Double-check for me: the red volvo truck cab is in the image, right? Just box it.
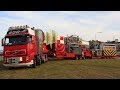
[1,25,48,69]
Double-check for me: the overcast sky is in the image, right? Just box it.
[0,11,120,50]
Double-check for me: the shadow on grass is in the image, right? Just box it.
[8,67,35,70]
[0,64,36,70]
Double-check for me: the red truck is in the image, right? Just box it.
[1,25,48,69]
[81,45,93,59]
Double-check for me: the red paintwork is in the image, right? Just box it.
[49,38,80,59]
[81,45,92,58]
[81,46,87,51]
[43,43,48,54]
[60,36,64,40]
[84,51,92,57]
[3,35,37,64]
[64,53,75,58]
[55,39,66,58]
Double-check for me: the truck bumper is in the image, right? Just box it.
[3,60,33,67]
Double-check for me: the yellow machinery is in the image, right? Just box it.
[103,44,117,57]
[44,30,58,48]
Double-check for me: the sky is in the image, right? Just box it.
[0,11,120,50]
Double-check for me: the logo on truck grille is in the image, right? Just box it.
[5,49,26,56]
[13,51,18,55]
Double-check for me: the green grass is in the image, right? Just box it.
[0,59,120,79]
[0,56,3,61]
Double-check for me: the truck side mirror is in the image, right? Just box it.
[1,38,5,46]
[31,36,35,44]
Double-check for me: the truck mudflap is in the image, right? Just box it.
[3,60,33,67]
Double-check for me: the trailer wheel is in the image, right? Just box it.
[45,55,48,62]
[82,57,85,60]
[90,56,93,59]
[40,58,42,65]
[42,55,46,63]
[79,56,82,60]
[75,56,79,60]
[43,58,46,63]
[32,58,36,68]
[42,55,48,63]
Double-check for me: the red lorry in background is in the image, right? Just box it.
[81,45,93,59]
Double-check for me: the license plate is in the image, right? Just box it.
[9,59,15,64]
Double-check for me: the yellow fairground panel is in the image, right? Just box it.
[103,50,117,56]
[103,46,117,56]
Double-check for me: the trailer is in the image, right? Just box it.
[89,40,117,59]
[46,35,92,60]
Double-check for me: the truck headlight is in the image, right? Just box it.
[4,58,9,64]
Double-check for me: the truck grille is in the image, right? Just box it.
[5,49,26,56]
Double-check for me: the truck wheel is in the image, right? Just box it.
[39,59,42,65]
[37,56,42,65]
[9,67,14,70]
[32,59,36,68]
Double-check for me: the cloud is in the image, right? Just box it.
[0,11,120,50]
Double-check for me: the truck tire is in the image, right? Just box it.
[37,58,42,65]
[39,58,42,65]
[9,67,14,70]
[37,56,42,65]
[32,58,36,68]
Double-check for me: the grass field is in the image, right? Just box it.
[0,55,3,61]
[0,59,120,79]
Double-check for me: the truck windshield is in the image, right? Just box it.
[5,35,30,46]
